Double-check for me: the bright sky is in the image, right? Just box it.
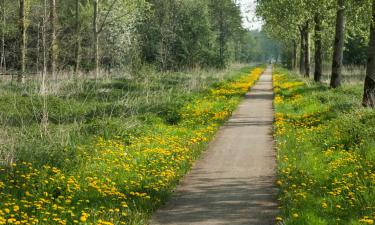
[238,0,263,30]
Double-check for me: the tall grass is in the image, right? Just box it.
[0,64,251,167]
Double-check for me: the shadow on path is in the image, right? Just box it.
[152,176,278,225]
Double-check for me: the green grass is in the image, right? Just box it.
[0,65,250,166]
[0,65,264,224]
[273,68,375,225]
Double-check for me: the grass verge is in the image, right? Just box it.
[0,67,264,225]
[273,68,375,225]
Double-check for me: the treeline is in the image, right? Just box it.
[256,0,375,107]
[0,0,269,82]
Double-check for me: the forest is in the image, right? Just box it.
[0,0,277,79]
[0,0,374,224]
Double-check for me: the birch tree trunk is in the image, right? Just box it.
[330,0,345,88]
[362,0,375,107]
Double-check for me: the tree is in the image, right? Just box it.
[0,0,253,75]
[292,40,297,70]
[330,0,345,88]
[93,0,99,77]
[18,0,26,83]
[49,0,57,77]
[256,0,311,73]
[299,25,305,74]
[1,0,6,72]
[314,15,323,82]
[302,22,310,77]
[208,0,242,67]
[363,0,375,107]
[74,0,80,73]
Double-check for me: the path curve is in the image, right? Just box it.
[150,66,278,225]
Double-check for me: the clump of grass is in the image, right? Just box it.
[273,68,375,225]
[0,66,264,224]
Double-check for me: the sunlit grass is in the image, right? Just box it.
[0,66,264,224]
[273,68,375,225]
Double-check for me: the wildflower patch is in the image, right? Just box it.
[0,67,264,224]
[273,69,375,225]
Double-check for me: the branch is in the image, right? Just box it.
[97,0,119,34]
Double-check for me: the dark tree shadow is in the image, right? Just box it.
[151,176,279,225]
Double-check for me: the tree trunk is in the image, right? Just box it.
[42,0,47,94]
[41,0,48,133]
[219,14,225,65]
[93,0,99,78]
[304,22,310,77]
[314,15,323,82]
[292,40,297,70]
[74,0,81,73]
[18,0,26,83]
[49,0,57,78]
[330,0,345,88]
[1,0,6,72]
[362,0,375,107]
[37,23,40,74]
[299,28,305,74]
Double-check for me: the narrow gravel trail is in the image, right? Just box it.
[150,66,278,225]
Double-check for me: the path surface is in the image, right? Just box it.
[150,67,278,225]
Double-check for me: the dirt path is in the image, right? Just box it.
[150,67,278,225]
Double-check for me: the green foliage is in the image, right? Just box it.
[0,0,262,73]
[137,0,247,69]
[256,0,372,68]
[344,36,369,65]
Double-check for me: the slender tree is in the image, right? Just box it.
[292,40,297,70]
[42,0,47,94]
[299,26,305,74]
[303,21,310,77]
[18,0,26,83]
[1,0,5,72]
[74,0,81,73]
[330,0,345,88]
[49,0,57,78]
[93,0,99,78]
[41,0,48,133]
[36,23,40,74]
[363,0,375,107]
[314,14,323,82]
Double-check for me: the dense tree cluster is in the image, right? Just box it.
[256,0,375,107]
[0,0,273,81]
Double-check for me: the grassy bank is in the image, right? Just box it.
[0,66,264,225]
[273,68,375,225]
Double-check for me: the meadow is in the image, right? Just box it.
[0,65,264,224]
[273,68,375,225]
